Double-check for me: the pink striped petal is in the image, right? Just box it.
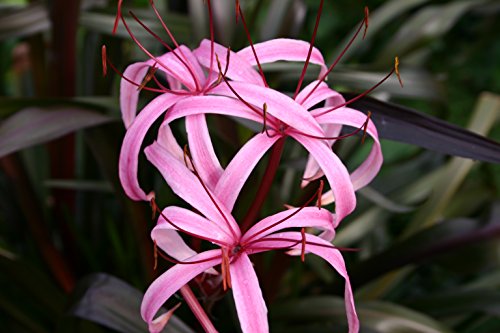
[157,123,185,162]
[151,229,197,262]
[141,250,221,329]
[210,82,323,137]
[120,46,202,128]
[250,232,358,333]
[144,141,241,238]
[214,132,279,211]
[301,123,343,188]
[230,253,268,333]
[155,206,234,246]
[241,207,334,243]
[294,80,342,110]
[166,95,264,125]
[186,114,223,190]
[119,93,185,201]
[291,133,356,222]
[194,39,263,85]
[238,39,328,78]
[120,62,152,128]
[311,107,382,205]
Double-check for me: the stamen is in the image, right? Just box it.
[235,0,240,23]
[101,45,107,76]
[150,197,159,220]
[317,180,324,208]
[204,0,216,89]
[155,244,223,265]
[154,240,158,270]
[112,0,123,35]
[361,111,372,144]
[119,10,188,88]
[293,0,324,99]
[313,59,401,118]
[260,103,277,138]
[249,236,360,252]
[216,56,277,128]
[300,228,306,262]
[221,248,232,290]
[292,113,371,141]
[301,7,370,104]
[242,181,325,245]
[101,48,185,94]
[395,56,403,87]
[151,197,232,247]
[236,5,268,87]
[137,65,158,91]
[128,11,201,91]
[183,144,240,240]
[363,6,369,39]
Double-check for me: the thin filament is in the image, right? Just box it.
[242,180,325,244]
[293,0,324,99]
[301,7,369,104]
[183,146,240,240]
[128,11,201,90]
[236,4,268,87]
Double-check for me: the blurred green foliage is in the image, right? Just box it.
[0,0,499,332]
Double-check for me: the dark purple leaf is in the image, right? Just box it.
[343,94,500,164]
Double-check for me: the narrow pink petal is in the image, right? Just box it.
[251,232,359,333]
[237,39,328,78]
[155,206,234,246]
[214,133,279,211]
[186,114,223,190]
[241,207,334,243]
[291,133,356,222]
[151,229,198,262]
[230,253,268,333]
[301,123,343,188]
[144,141,241,238]
[152,47,199,91]
[172,45,206,86]
[312,107,382,205]
[120,45,203,128]
[157,123,185,162]
[120,61,153,128]
[210,83,323,137]
[166,95,264,125]
[148,303,180,333]
[141,250,221,327]
[119,94,185,201]
[193,39,263,85]
[294,80,342,110]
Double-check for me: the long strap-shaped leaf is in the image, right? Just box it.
[343,92,500,164]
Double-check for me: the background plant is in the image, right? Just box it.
[1,0,499,332]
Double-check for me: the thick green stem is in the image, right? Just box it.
[240,137,286,232]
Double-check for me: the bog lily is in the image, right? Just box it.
[142,141,358,333]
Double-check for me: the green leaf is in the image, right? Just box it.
[0,107,113,158]
[376,0,489,64]
[72,273,195,333]
[272,296,452,333]
[0,2,49,40]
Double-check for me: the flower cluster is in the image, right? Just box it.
[109,1,394,332]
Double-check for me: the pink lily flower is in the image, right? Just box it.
[111,13,332,203]
[193,37,384,209]
[142,140,359,333]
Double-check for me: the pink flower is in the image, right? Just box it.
[142,141,358,333]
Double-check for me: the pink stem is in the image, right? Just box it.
[180,285,218,333]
